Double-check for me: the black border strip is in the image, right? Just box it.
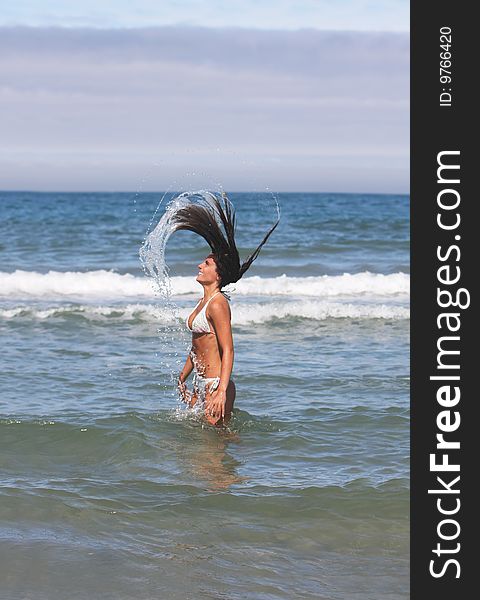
[411,3,474,597]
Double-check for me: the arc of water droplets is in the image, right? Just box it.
[139,190,224,297]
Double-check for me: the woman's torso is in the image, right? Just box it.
[186,292,225,378]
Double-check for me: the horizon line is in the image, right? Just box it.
[0,189,410,196]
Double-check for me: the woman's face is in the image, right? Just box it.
[196,255,220,286]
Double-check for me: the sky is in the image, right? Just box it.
[0,2,409,192]
[1,1,409,32]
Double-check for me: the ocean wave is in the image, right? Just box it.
[0,269,409,299]
[0,300,409,322]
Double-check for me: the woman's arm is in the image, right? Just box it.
[205,297,234,419]
[179,351,194,383]
[178,351,194,402]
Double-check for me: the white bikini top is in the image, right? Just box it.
[186,291,223,334]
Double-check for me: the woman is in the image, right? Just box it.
[178,253,235,425]
[173,192,279,426]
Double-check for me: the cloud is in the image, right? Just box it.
[0,26,409,192]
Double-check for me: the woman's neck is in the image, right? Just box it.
[202,283,221,299]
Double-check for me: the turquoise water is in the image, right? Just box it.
[0,191,409,599]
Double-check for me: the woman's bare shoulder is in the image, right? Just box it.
[208,293,231,317]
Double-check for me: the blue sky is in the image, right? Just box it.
[0,3,409,192]
[1,0,409,31]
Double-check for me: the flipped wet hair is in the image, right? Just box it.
[171,191,279,288]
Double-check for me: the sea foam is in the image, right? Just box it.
[0,299,409,322]
[0,270,409,299]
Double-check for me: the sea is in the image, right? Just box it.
[0,191,409,600]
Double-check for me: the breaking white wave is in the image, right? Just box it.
[0,300,409,322]
[0,270,409,299]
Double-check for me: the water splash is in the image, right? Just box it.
[139,190,224,296]
[139,188,280,296]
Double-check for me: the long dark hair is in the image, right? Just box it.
[171,191,279,288]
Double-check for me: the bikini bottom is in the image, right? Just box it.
[192,372,220,405]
